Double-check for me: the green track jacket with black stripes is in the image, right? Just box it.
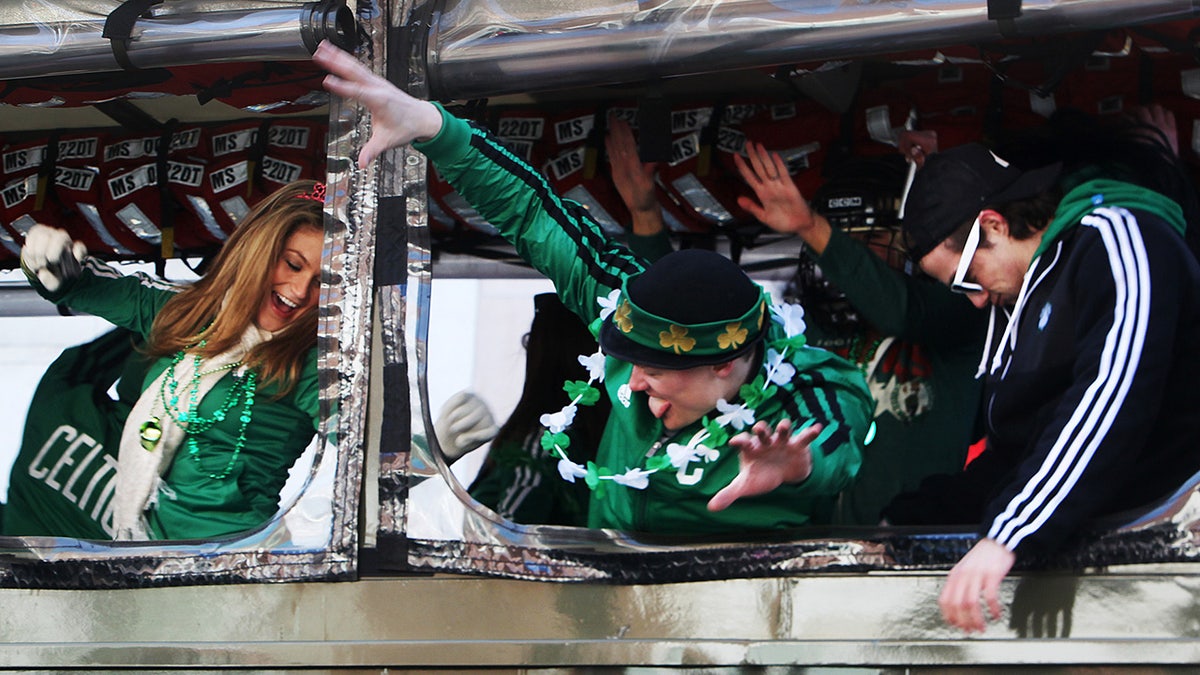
[416,106,873,535]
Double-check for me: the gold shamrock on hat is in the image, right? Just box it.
[659,325,696,354]
[718,322,748,350]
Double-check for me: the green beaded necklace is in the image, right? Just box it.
[139,340,258,480]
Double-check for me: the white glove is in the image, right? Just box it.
[434,390,498,460]
[20,224,86,292]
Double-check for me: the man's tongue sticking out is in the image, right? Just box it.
[647,395,671,420]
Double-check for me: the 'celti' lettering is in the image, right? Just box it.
[26,424,118,537]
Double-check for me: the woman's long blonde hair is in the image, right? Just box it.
[146,179,325,395]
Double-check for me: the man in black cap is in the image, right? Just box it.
[314,43,874,536]
[889,137,1200,632]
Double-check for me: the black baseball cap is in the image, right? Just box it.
[902,143,1061,261]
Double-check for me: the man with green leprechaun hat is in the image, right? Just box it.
[314,42,874,535]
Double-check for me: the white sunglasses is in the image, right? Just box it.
[950,215,984,295]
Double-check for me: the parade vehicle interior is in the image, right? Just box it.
[3,0,1200,670]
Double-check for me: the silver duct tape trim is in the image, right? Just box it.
[319,20,377,570]
[0,2,354,79]
[407,541,616,580]
[405,531,914,579]
[365,0,420,540]
[377,284,406,367]
[412,513,1200,584]
[428,0,1199,100]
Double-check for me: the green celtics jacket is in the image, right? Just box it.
[5,327,145,539]
[25,259,318,540]
[416,106,873,536]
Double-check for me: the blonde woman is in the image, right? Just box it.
[19,180,324,540]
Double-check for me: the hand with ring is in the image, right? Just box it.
[733,140,833,253]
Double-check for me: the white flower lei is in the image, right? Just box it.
[540,291,808,493]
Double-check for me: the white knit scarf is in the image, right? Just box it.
[114,324,270,540]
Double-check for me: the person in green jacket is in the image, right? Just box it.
[18,179,323,540]
[731,141,989,524]
[316,42,874,536]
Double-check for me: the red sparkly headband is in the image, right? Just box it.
[296,182,326,203]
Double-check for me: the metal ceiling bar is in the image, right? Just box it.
[425,0,1199,100]
[0,0,355,80]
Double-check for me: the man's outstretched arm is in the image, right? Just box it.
[314,41,444,165]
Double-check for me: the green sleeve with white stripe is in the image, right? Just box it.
[27,258,178,339]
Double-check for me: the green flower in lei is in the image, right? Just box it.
[541,291,812,492]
